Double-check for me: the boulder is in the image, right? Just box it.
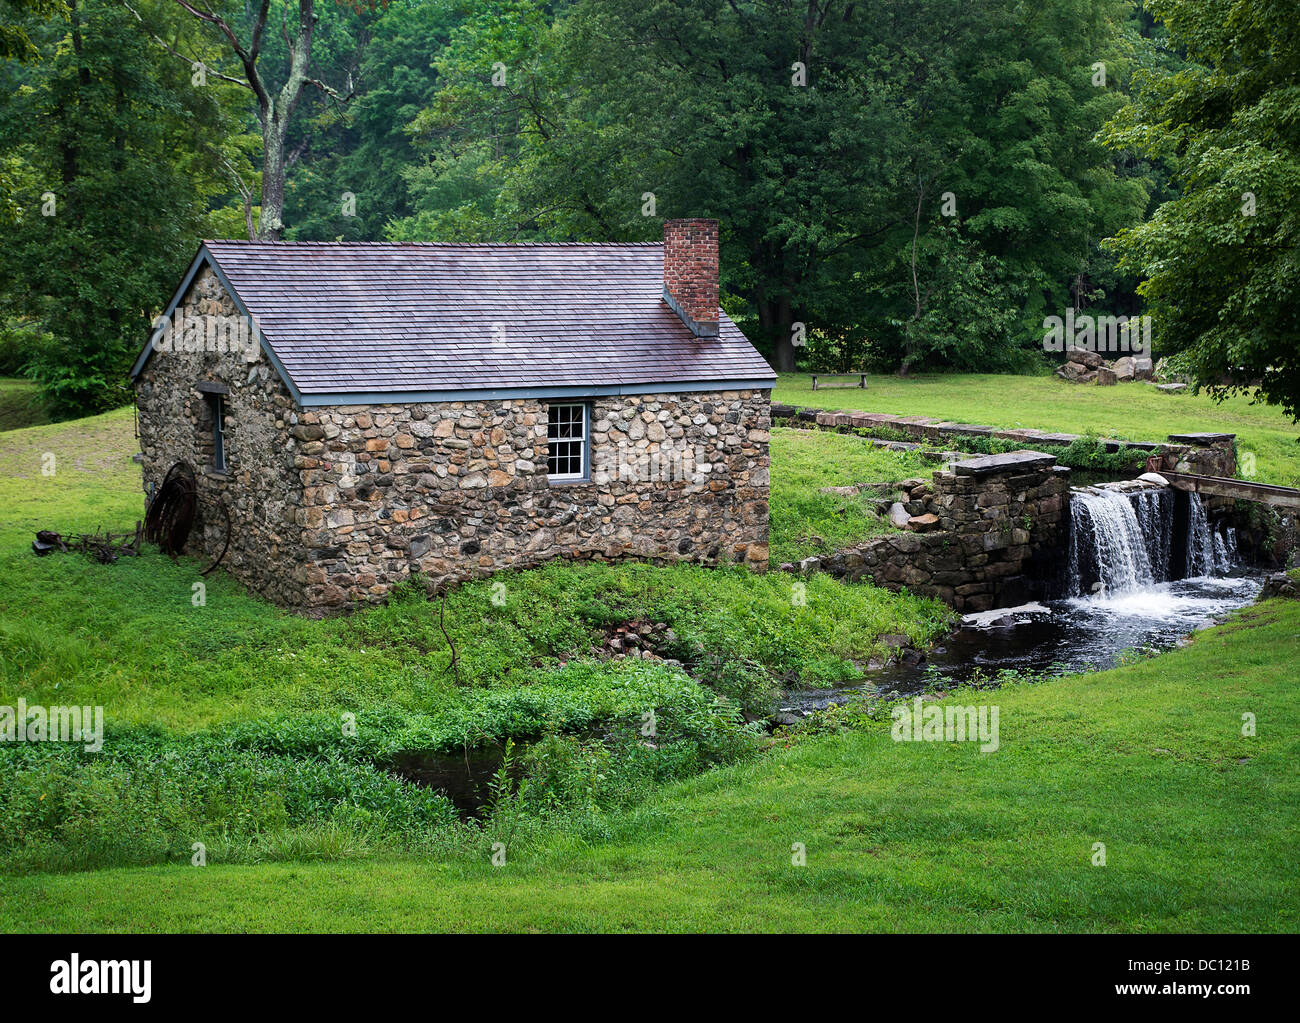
[1156,382,1187,393]
[1133,356,1154,380]
[1056,361,1091,382]
[1257,572,1299,602]
[1113,356,1136,381]
[1065,344,1105,369]
[887,502,911,529]
[1137,472,1170,486]
[905,513,941,532]
[1096,366,1118,386]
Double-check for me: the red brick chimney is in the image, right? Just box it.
[663,218,719,337]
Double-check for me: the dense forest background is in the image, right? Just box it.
[0,0,1295,421]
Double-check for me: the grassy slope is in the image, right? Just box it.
[0,378,48,433]
[2,393,1297,932]
[0,410,948,731]
[2,598,1297,933]
[768,426,928,564]
[774,373,1300,487]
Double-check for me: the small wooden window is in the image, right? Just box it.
[206,392,227,472]
[547,403,588,481]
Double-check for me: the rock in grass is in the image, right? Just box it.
[888,502,911,529]
[1258,573,1299,601]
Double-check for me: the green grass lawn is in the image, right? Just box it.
[768,426,929,564]
[2,597,1297,932]
[0,378,48,433]
[2,388,1297,932]
[774,373,1300,487]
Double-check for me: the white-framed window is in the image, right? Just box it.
[547,402,588,481]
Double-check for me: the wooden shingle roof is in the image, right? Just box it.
[135,241,776,405]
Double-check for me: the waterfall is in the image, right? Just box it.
[1065,486,1238,597]
[1134,488,1173,583]
[1067,488,1156,596]
[1186,492,1237,575]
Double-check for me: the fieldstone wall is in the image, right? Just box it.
[134,268,306,605]
[294,391,771,608]
[1151,433,1237,477]
[788,451,1071,612]
[134,267,771,611]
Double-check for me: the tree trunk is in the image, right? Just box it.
[759,295,797,373]
[258,106,287,240]
[165,0,336,241]
[900,176,925,376]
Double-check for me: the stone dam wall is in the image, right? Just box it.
[784,451,1072,613]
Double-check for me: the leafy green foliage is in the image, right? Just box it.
[0,0,246,416]
[0,657,759,873]
[1102,0,1300,421]
[0,0,65,64]
[282,0,456,240]
[0,735,462,872]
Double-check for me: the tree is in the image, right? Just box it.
[400,0,1147,374]
[139,0,366,239]
[1102,0,1300,421]
[284,0,454,240]
[1,0,67,224]
[0,0,240,414]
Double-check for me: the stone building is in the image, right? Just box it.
[130,219,776,611]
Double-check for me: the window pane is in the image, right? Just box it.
[547,404,586,478]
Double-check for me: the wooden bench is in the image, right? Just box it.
[811,373,867,391]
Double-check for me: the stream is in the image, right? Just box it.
[783,485,1266,712]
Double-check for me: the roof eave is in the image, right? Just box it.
[292,377,776,408]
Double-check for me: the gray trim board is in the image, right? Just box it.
[294,380,774,407]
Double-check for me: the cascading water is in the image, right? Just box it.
[1065,486,1235,597]
[1134,488,1173,583]
[1186,491,1237,576]
[1066,488,1156,595]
